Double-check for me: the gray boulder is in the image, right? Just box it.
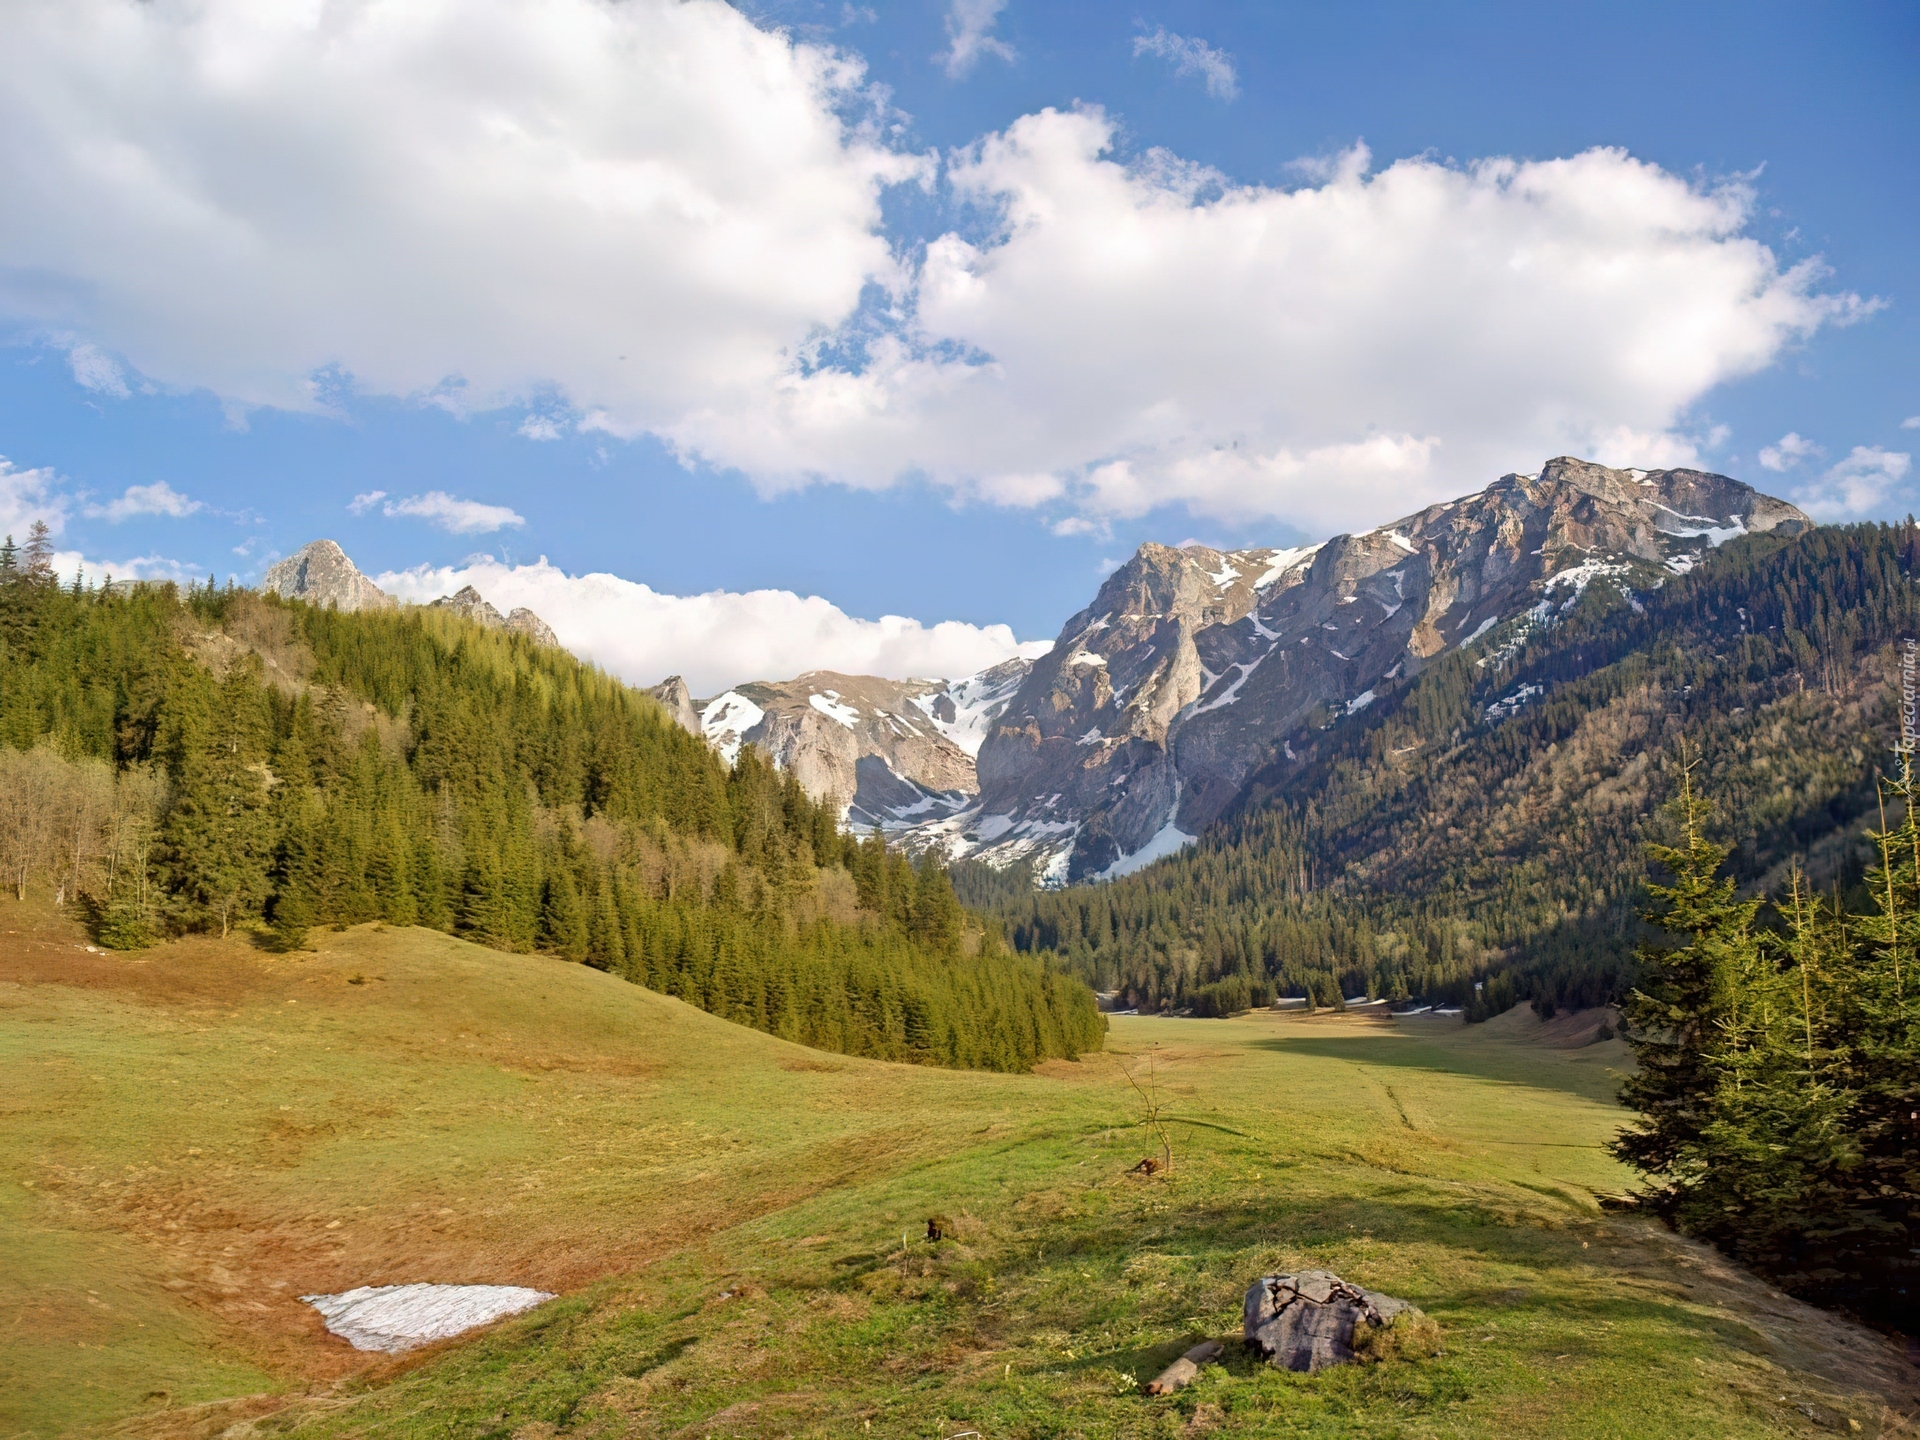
[1243,1270,1432,1372]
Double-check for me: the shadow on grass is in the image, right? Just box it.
[1251,1034,1622,1102]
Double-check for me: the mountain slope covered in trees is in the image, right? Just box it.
[992,522,1917,1019]
[0,549,1102,1071]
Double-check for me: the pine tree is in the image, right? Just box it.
[21,521,55,585]
[1613,749,1764,1204]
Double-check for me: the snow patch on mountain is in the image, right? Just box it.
[1254,544,1321,588]
[808,691,861,728]
[700,691,764,766]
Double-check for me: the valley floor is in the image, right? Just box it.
[2,909,1915,1438]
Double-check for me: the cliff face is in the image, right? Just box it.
[946,459,1810,881]
[646,676,703,735]
[689,662,1033,826]
[262,540,394,613]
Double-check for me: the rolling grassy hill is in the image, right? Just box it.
[4,903,1916,1438]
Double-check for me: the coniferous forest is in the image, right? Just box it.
[1617,757,1918,1324]
[0,535,1103,1071]
[992,523,1920,1022]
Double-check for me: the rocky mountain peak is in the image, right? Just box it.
[926,459,1809,883]
[262,539,394,613]
[647,676,701,735]
[428,583,559,648]
[430,584,506,628]
[680,661,1036,828]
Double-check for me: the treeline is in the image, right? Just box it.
[0,538,1102,1071]
[1618,760,1917,1323]
[994,523,1918,1018]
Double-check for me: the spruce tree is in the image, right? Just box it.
[1613,750,1763,1205]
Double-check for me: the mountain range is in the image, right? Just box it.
[655,457,1807,883]
[264,457,1809,887]
[260,539,559,646]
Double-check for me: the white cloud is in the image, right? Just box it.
[1758,431,1823,471]
[940,0,1014,78]
[0,456,68,540]
[348,491,388,515]
[0,5,1875,538]
[0,0,919,421]
[1902,416,1920,429]
[518,414,566,441]
[1791,446,1911,520]
[85,480,202,522]
[375,491,525,534]
[374,557,1049,695]
[672,111,1872,534]
[66,341,130,397]
[1133,27,1238,101]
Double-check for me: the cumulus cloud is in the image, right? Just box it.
[1133,27,1238,100]
[85,480,202,522]
[1903,416,1920,429]
[375,557,1048,695]
[673,112,1871,533]
[0,0,919,420]
[0,456,68,540]
[0,5,1874,537]
[1758,431,1823,471]
[351,490,524,534]
[940,0,1014,77]
[1792,446,1912,520]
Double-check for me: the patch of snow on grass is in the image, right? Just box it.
[1078,727,1104,745]
[1206,559,1241,588]
[1069,652,1107,667]
[304,1284,553,1354]
[1385,530,1418,555]
[1462,616,1497,644]
[1346,689,1376,714]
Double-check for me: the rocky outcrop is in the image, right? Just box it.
[647,676,702,735]
[430,585,505,628]
[262,540,394,613]
[694,671,989,823]
[505,608,558,648]
[428,584,559,649]
[1243,1271,1437,1372]
[928,459,1809,881]
[683,661,1033,824]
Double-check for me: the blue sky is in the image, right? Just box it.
[0,0,1913,693]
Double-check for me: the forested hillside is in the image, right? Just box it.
[0,537,1101,1070]
[997,523,1918,1018]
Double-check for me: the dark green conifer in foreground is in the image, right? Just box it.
[1616,759,1919,1322]
[0,570,1102,1071]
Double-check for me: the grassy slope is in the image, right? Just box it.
[2,910,1914,1439]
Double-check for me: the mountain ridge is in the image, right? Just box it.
[262,540,561,649]
[910,457,1809,881]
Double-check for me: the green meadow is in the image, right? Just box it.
[3,908,1914,1438]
